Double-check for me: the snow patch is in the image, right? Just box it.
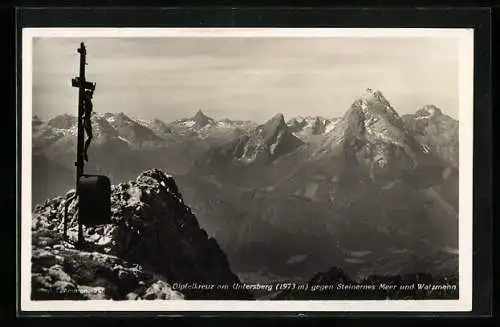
[263,185,275,191]
[349,250,372,258]
[416,107,438,120]
[181,120,195,127]
[421,144,431,154]
[286,254,308,265]
[269,131,283,156]
[442,167,452,180]
[217,121,233,128]
[304,182,319,200]
[96,235,113,246]
[127,187,142,206]
[238,143,259,164]
[416,114,431,120]
[118,136,133,146]
[381,180,399,190]
[443,246,459,255]
[136,119,153,128]
[324,119,340,134]
[426,106,437,116]
[360,99,368,110]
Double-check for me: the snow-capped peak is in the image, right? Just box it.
[172,110,217,130]
[192,110,215,128]
[361,88,389,104]
[349,88,405,130]
[415,105,443,120]
[268,113,286,125]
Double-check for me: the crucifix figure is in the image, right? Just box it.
[82,85,95,161]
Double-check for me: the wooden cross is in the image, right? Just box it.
[68,42,97,248]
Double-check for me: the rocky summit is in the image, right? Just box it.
[31,169,253,300]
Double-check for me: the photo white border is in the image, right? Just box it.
[20,27,474,312]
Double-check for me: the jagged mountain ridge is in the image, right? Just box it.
[32,111,250,198]
[236,113,304,164]
[173,109,217,129]
[169,110,257,138]
[287,116,340,141]
[189,113,305,185]
[35,110,256,150]
[179,89,458,280]
[32,169,253,300]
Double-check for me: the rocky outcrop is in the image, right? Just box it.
[32,232,184,300]
[32,169,253,300]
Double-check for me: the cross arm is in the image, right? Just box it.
[72,77,96,91]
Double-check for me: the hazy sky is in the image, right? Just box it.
[32,37,459,123]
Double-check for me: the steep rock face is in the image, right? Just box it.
[401,106,459,210]
[313,88,433,184]
[402,105,459,169]
[192,110,216,129]
[32,169,252,300]
[193,113,304,176]
[227,113,303,165]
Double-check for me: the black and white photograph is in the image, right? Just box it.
[21,28,474,312]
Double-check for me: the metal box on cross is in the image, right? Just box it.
[78,174,112,226]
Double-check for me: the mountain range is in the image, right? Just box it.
[32,88,460,282]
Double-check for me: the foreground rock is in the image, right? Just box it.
[32,169,253,300]
[32,233,184,300]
